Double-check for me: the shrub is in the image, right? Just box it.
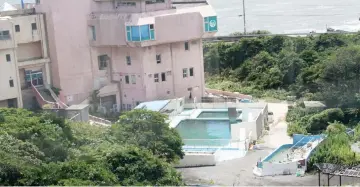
[307,108,344,133]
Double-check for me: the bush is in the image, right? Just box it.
[307,108,344,133]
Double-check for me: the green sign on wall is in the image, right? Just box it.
[204,16,218,32]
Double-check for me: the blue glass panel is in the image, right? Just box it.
[150,30,155,40]
[207,16,218,32]
[204,22,209,32]
[126,26,131,31]
[204,17,209,23]
[131,26,140,41]
[91,26,96,40]
[140,25,150,41]
[127,31,131,41]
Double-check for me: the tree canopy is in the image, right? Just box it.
[0,108,184,186]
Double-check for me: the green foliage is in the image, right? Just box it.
[112,109,184,163]
[204,33,360,103]
[309,132,360,169]
[0,108,184,186]
[307,108,344,133]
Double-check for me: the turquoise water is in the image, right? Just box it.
[176,119,231,146]
[197,111,241,119]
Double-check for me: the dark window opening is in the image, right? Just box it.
[125,75,130,84]
[185,42,189,50]
[31,23,37,30]
[6,54,11,62]
[9,79,14,87]
[189,67,194,76]
[15,25,20,32]
[156,54,161,64]
[161,72,166,82]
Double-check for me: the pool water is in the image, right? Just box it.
[197,111,242,119]
[176,119,231,146]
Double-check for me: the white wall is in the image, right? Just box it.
[259,161,298,176]
[215,149,246,162]
[177,154,216,167]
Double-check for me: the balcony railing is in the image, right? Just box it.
[31,82,59,109]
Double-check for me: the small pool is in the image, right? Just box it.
[183,147,242,153]
[263,144,292,163]
[197,111,242,119]
[176,119,232,146]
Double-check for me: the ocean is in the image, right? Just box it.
[207,0,360,35]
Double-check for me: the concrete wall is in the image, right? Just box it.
[260,161,298,176]
[177,153,216,167]
[13,15,42,44]
[0,48,19,101]
[16,42,42,61]
[0,100,8,107]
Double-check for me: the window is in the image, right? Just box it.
[131,75,136,84]
[154,73,159,82]
[31,23,37,30]
[36,0,40,4]
[122,104,126,110]
[145,0,165,4]
[126,56,131,65]
[98,55,107,70]
[6,54,11,62]
[136,101,140,106]
[9,79,14,87]
[189,67,194,77]
[115,1,136,7]
[126,24,155,42]
[156,54,161,64]
[204,16,218,32]
[0,30,10,40]
[185,42,189,50]
[15,25,20,32]
[161,72,166,82]
[125,75,130,84]
[127,104,132,110]
[90,26,96,41]
[183,68,188,78]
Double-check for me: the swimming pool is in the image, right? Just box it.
[176,119,232,146]
[197,111,242,119]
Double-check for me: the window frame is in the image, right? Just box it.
[131,75,136,84]
[156,54,161,64]
[126,24,155,42]
[154,73,159,83]
[90,26,96,41]
[98,55,107,70]
[183,68,188,78]
[145,0,165,4]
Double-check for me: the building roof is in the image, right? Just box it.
[0,2,16,11]
[135,100,170,112]
[97,84,118,98]
[0,0,35,5]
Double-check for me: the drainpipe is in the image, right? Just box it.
[9,20,23,108]
[109,47,122,111]
[21,0,24,9]
[170,43,176,97]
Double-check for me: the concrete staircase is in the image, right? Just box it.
[37,87,56,103]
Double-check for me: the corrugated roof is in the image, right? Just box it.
[135,100,170,112]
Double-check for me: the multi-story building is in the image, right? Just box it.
[35,0,218,112]
[0,8,50,108]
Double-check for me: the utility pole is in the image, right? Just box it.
[242,0,246,34]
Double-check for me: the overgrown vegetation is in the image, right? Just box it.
[0,108,184,186]
[204,32,360,102]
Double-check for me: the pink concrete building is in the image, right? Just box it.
[35,0,217,112]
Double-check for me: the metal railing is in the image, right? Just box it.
[31,83,59,109]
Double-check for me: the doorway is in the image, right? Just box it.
[25,70,44,87]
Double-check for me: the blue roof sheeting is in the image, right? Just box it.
[134,100,170,112]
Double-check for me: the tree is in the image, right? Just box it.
[106,146,183,186]
[111,109,184,163]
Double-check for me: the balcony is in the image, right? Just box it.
[88,4,217,47]
[18,57,50,68]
